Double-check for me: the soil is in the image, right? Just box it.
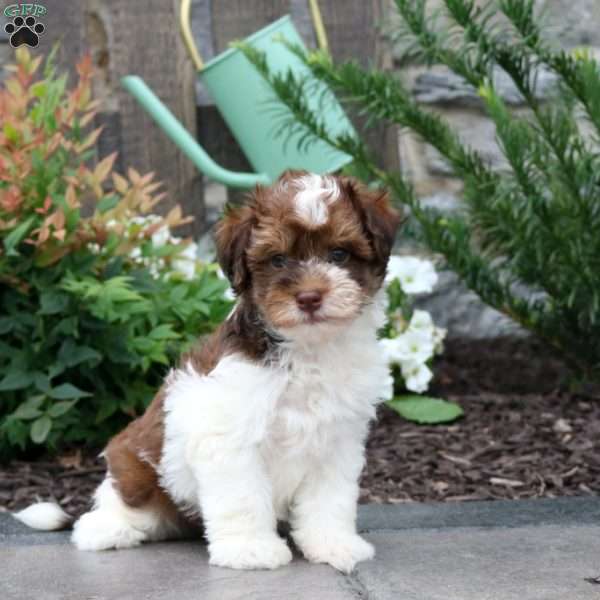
[1,337,599,519]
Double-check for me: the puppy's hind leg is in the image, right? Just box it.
[72,478,176,551]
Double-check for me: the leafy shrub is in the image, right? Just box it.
[239,0,600,382]
[0,49,232,459]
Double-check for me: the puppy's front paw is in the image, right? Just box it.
[208,534,292,570]
[294,529,375,573]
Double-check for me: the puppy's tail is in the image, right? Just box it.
[12,502,73,531]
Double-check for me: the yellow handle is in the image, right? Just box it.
[308,0,329,53]
[180,0,329,72]
[180,0,204,70]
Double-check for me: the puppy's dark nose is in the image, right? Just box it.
[296,290,322,313]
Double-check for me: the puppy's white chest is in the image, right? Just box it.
[263,360,352,517]
[269,351,363,440]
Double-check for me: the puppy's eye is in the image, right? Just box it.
[329,248,349,264]
[271,254,287,268]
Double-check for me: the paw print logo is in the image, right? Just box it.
[4,16,45,48]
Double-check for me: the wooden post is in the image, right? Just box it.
[8,0,205,236]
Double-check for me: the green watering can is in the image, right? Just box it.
[121,0,356,189]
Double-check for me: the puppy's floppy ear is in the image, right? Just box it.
[344,178,403,264]
[215,202,256,295]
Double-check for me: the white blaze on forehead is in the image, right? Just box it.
[293,174,340,227]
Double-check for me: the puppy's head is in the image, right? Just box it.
[216,171,401,339]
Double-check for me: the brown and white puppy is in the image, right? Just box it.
[19,171,401,573]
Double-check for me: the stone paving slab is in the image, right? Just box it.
[1,542,361,600]
[355,525,600,600]
[2,498,600,600]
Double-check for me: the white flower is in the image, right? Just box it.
[386,256,438,294]
[151,225,171,248]
[401,360,433,393]
[130,214,163,229]
[406,310,446,354]
[129,246,142,261]
[407,309,434,333]
[380,329,435,366]
[380,337,403,365]
[148,259,164,279]
[172,242,198,280]
[395,329,435,364]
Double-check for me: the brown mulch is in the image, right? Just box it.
[1,452,105,518]
[361,337,600,503]
[1,337,599,518]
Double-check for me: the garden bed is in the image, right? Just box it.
[1,337,598,518]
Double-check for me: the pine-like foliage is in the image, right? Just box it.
[238,0,600,380]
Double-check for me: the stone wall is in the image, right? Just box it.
[391,0,598,339]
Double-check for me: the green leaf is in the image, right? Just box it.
[57,339,102,368]
[48,363,66,379]
[51,316,78,337]
[4,216,35,256]
[169,285,188,304]
[31,81,47,98]
[387,395,464,424]
[132,337,155,353]
[34,372,51,394]
[39,290,69,315]
[0,317,14,335]
[13,395,46,420]
[95,398,118,423]
[48,400,78,418]
[48,383,92,400]
[0,371,34,391]
[30,415,52,444]
[96,194,120,213]
[149,324,178,340]
[3,121,19,143]
[197,277,229,300]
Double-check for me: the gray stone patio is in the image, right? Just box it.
[2,497,600,599]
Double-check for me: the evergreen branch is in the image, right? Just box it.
[395,0,591,214]
[499,0,600,137]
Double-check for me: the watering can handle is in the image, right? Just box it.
[122,75,270,189]
[180,0,329,72]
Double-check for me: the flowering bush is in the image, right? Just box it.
[381,256,445,393]
[380,256,462,424]
[0,49,232,459]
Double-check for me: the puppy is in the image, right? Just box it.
[21,171,401,573]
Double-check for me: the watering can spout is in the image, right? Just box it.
[121,76,270,189]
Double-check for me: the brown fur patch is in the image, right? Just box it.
[104,301,277,515]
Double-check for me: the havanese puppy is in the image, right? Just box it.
[15,171,401,573]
